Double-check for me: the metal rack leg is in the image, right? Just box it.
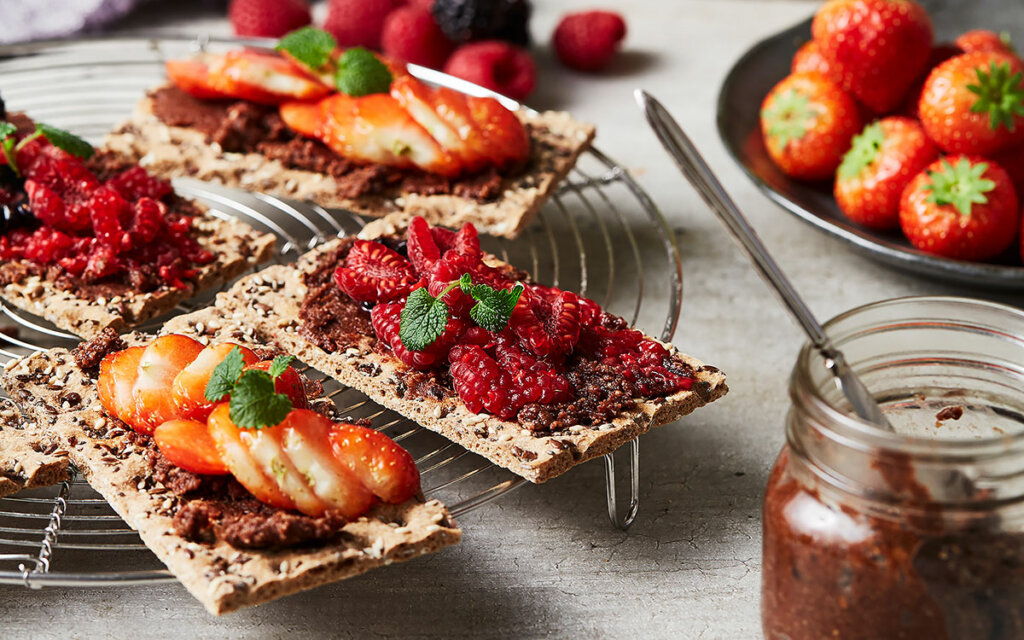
[603,438,640,530]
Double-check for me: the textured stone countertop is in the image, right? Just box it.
[3,0,1020,638]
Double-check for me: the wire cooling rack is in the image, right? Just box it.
[0,36,683,588]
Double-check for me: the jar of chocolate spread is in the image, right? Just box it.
[762,297,1024,640]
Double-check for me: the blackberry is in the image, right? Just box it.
[0,201,35,234]
[432,0,532,46]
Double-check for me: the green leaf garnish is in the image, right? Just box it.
[276,27,338,70]
[0,122,16,141]
[268,354,296,379]
[838,121,885,181]
[923,157,996,216]
[336,47,393,97]
[204,346,247,403]
[459,278,524,333]
[229,369,293,429]
[0,123,16,175]
[399,285,455,351]
[36,123,93,159]
[966,61,1024,132]
[761,88,822,149]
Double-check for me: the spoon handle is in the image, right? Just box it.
[635,89,891,429]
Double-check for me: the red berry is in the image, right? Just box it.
[228,0,312,38]
[552,11,626,73]
[372,299,468,370]
[443,41,536,100]
[406,217,481,275]
[508,285,581,358]
[324,0,396,49]
[334,239,420,304]
[106,166,173,201]
[382,6,456,69]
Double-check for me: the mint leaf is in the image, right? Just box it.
[336,47,393,96]
[468,283,523,332]
[36,123,93,159]
[0,122,15,141]
[268,354,296,379]
[400,287,450,351]
[229,369,293,429]
[204,346,246,403]
[276,27,337,70]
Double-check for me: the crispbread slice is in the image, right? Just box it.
[0,209,276,340]
[1,323,460,615]
[161,237,729,483]
[0,399,70,497]
[105,93,595,239]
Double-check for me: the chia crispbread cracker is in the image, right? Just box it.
[0,322,460,615]
[104,93,595,239]
[161,236,729,483]
[0,209,276,340]
[0,398,70,497]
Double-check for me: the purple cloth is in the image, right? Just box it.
[0,0,147,44]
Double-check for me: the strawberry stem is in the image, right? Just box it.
[761,89,821,148]
[923,157,996,216]
[838,122,885,180]
[967,61,1024,131]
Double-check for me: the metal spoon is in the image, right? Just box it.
[635,89,894,432]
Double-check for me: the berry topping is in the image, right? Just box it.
[372,299,468,369]
[508,285,581,358]
[229,0,312,38]
[443,40,536,100]
[382,6,456,69]
[432,0,532,45]
[334,239,421,303]
[552,10,627,73]
[324,0,396,49]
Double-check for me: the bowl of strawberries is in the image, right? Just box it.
[718,0,1024,288]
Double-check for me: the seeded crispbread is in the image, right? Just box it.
[0,322,460,615]
[104,93,595,239]
[161,236,729,484]
[0,398,70,498]
[0,207,277,340]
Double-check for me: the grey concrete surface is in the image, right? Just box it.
[1,0,1012,638]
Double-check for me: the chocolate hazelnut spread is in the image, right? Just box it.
[149,86,512,202]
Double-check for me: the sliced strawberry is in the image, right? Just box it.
[132,334,205,434]
[172,343,259,422]
[278,99,324,139]
[207,403,299,512]
[153,419,229,476]
[97,345,145,429]
[465,95,530,168]
[392,76,489,172]
[166,51,331,105]
[245,360,309,410]
[244,419,328,517]
[328,422,420,504]
[334,239,420,304]
[319,93,463,176]
[432,88,496,167]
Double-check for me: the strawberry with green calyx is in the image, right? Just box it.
[812,0,933,113]
[0,120,93,176]
[899,156,1020,261]
[919,52,1024,155]
[791,41,831,76]
[955,30,1017,57]
[760,72,862,181]
[835,117,938,230]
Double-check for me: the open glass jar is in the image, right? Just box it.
[762,297,1024,640]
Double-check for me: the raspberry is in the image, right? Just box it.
[128,198,166,245]
[431,0,532,46]
[324,0,396,49]
[228,0,312,38]
[427,248,507,317]
[372,299,469,370]
[382,6,456,69]
[106,167,173,201]
[443,41,536,100]
[552,10,626,72]
[88,186,130,251]
[507,285,581,358]
[406,217,481,275]
[577,326,694,396]
[24,181,68,231]
[334,239,421,304]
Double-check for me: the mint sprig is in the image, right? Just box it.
[459,274,524,332]
[0,120,94,176]
[276,26,337,70]
[336,47,393,97]
[203,346,298,429]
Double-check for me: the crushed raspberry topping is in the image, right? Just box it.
[0,138,213,289]
[333,217,696,426]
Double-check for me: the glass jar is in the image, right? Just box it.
[762,296,1024,640]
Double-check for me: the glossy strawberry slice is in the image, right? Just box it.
[319,93,462,176]
[172,343,259,422]
[207,403,299,512]
[97,345,145,429]
[391,76,489,172]
[166,50,331,105]
[278,99,323,139]
[328,422,420,504]
[153,419,229,476]
[245,360,309,410]
[433,87,496,166]
[334,239,420,304]
[466,95,530,168]
[132,334,205,434]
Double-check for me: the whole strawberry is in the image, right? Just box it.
[791,41,831,76]
[228,0,311,38]
[955,30,1016,57]
[899,156,1020,261]
[812,0,933,113]
[835,117,937,230]
[760,72,862,181]
[919,51,1024,155]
